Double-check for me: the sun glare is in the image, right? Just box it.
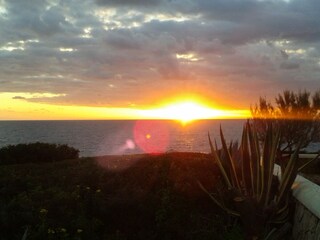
[1,92,250,121]
[139,100,249,124]
[158,102,217,123]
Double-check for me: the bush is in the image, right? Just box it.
[0,154,230,240]
[251,90,320,152]
[199,122,317,239]
[0,142,79,165]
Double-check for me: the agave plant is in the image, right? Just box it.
[199,122,319,240]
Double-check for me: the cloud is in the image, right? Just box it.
[0,0,320,109]
[280,50,289,60]
[12,96,26,100]
[280,61,300,70]
[95,0,163,7]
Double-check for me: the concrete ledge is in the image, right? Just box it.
[291,174,320,219]
[282,153,319,159]
[275,163,320,239]
[297,153,319,159]
[293,200,320,239]
[274,163,320,219]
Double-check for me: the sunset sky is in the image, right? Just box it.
[1,0,320,120]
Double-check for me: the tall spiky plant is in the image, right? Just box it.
[199,122,319,240]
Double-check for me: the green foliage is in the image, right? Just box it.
[0,153,233,240]
[0,142,79,165]
[199,122,319,239]
[251,90,320,152]
[223,225,245,240]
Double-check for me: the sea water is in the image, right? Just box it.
[0,120,246,157]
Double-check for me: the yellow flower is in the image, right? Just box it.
[61,228,67,233]
[40,208,48,214]
[77,229,83,233]
[96,189,101,193]
[86,187,90,190]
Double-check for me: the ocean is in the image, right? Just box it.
[0,119,246,157]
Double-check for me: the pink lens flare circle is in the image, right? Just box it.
[133,120,170,154]
[125,139,135,150]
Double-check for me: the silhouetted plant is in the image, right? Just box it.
[0,153,233,240]
[0,142,79,165]
[251,90,320,153]
[199,122,319,240]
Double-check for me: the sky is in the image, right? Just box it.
[1,0,320,120]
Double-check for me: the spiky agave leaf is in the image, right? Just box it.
[198,181,240,217]
[264,126,280,208]
[219,126,241,189]
[298,152,320,171]
[259,123,272,203]
[201,122,318,239]
[247,123,261,197]
[240,123,252,195]
[272,196,290,224]
[215,138,228,173]
[208,133,232,188]
[276,143,301,205]
[21,227,28,240]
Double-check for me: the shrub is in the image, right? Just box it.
[199,122,319,239]
[0,142,79,165]
[251,90,320,153]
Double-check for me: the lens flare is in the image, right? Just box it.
[125,139,135,150]
[133,120,169,154]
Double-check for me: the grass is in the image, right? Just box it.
[0,152,242,240]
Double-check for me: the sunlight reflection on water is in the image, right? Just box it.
[0,120,246,156]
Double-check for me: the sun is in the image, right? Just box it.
[138,98,251,123]
[139,100,230,124]
[157,101,218,123]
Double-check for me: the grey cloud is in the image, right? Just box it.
[280,62,300,70]
[95,0,163,7]
[12,96,26,100]
[104,30,145,50]
[91,0,320,46]
[186,0,263,21]
[1,0,320,108]
[108,0,320,45]
[280,50,289,60]
[3,1,62,38]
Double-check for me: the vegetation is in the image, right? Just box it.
[251,90,320,153]
[0,142,79,165]
[2,114,319,240]
[0,152,244,240]
[199,122,319,240]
